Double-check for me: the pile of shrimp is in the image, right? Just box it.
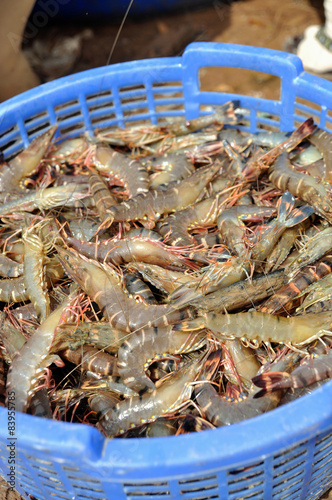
[1,100,332,438]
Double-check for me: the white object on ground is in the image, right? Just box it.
[297,0,332,73]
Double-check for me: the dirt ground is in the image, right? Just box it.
[1,0,332,499]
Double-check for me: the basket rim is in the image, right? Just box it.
[0,379,332,473]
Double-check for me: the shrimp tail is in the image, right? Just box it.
[292,117,317,142]
[197,349,222,381]
[277,190,314,228]
[252,371,292,397]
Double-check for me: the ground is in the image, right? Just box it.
[0,0,331,498]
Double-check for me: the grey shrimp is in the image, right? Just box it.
[97,355,203,437]
[6,288,79,413]
[117,325,206,393]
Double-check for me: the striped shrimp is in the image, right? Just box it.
[250,191,314,265]
[157,194,226,247]
[259,254,332,314]
[269,152,332,222]
[286,226,332,273]
[5,288,79,413]
[195,350,296,426]
[217,205,276,257]
[192,269,287,313]
[96,100,239,149]
[0,184,89,216]
[241,118,317,181]
[0,256,64,304]
[252,345,332,396]
[144,151,195,189]
[57,224,189,270]
[22,221,50,322]
[60,345,119,377]
[128,262,193,295]
[264,221,309,273]
[178,310,332,345]
[117,325,206,393]
[308,128,332,182]
[123,271,157,305]
[88,170,118,220]
[91,144,149,197]
[0,125,57,193]
[56,246,192,333]
[101,161,221,229]
[97,354,203,437]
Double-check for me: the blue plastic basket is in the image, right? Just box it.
[33,0,214,18]
[1,42,332,500]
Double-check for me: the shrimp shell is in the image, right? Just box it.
[6,289,78,412]
[117,326,206,393]
[181,310,332,345]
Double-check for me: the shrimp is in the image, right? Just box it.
[57,225,189,270]
[46,136,88,164]
[101,161,221,229]
[169,256,251,307]
[144,151,194,189]
[264,221,309,273]
[157,194,226,247]
[250,191,314,264]
[0,276,29,303]
[91,144,149,197]
[0,254,23,278]
[123,272,157,305]
[222,339,261,390]
[308,128,332,182]
[128,262,193,295]
[296,274,332,313]
[22,221,50,322]
[56,246,192,333]
[195,350,295,426]
[55,321,129,353]
[60,346,119,377]
[241,118,317,181]
[192,269,287,313]
[269,152,332,222]
[117,326,206,393]
[178,310,332,345]
[252,349,332,395]
[286,226,332,272]
[96,101,239,149]
[88,171,118,220]
[97,355,203,437]
[217,205,276,257]
[259,254,332,314]
[0,125,57,193]
[5,287,79,413]
[0,312,26,361]
[0,184,89,216]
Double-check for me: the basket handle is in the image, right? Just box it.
[181,42,304,128]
